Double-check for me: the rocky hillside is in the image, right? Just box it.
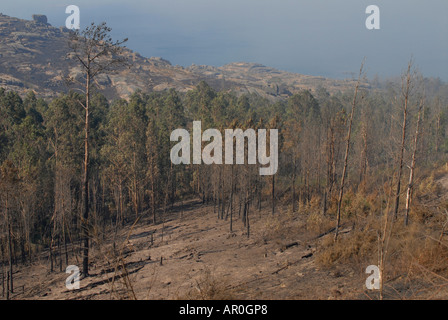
[0,13,366,100]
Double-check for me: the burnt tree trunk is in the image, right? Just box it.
[405,96,423,226]
[335,61,364,241]
[81,71,91,277]
[393,62,412,220]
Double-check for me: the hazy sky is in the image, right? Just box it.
[2,0,447,80]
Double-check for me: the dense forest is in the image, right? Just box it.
[1,58,448,297]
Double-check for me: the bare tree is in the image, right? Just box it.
[405,92,424,226]
[334,61,365,241]
[68,22,129,276]
[393,60,414,220]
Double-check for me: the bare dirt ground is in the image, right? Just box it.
[9,168,448,301]
[8,199,373,300]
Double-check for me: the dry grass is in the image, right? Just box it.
[314,194,448,299]
[315,227,377,269]
[175,268,238,300]
[305,211,334,235]
[261,214,283,239]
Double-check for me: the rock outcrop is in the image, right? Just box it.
[32,14,48,25]
[0,14,367,100]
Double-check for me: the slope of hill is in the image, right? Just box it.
[11,179,448,300]
[10,200,367,300]
[0,13,366,100]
